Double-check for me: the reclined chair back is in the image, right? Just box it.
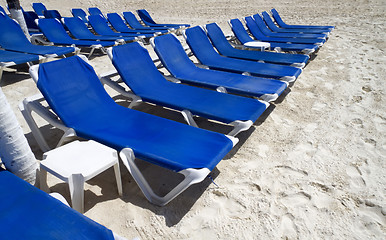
[228,18,255,44]
[43,9,62,19]
[0,12,36,48]
[123,11,146,29]
[88,14,125,35]
[88,7,108,23]
[37,18,75,43]
[136,9,157,25]
[71,8,89,25]
[32,2,46,17]
[23,11,40,31]
[107,12,133,32]
[0,6,7,15]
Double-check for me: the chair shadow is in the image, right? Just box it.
[0,66,32,87]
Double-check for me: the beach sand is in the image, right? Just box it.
[1,0,385,239]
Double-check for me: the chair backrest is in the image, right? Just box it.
[205,23,235,54]
[37,18,74,42]
[0,12,33,48]
[107,13,130,32]
[88,14,116,35]
[270,8,286,27]
[184,26,220,63]
[63,17,94,39]
[137,9,156,24]
[123,11,143,29]
[71,8,88,25]
[0,6,7,15]
[43,9,62,19]
[261,11,279,31]
[23,11,40,30]
[32,2,46,16]
[88,7,103,16]
[244,16,266,39]
[152,34,197,77]
[36,56,116,127]
[110,42,169,96]
[252,14,272,35]
[228,18,254,44]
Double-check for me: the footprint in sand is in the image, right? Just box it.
[279,213,298,239]
[346,165,366,188]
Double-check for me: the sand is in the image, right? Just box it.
[1,0,385,239]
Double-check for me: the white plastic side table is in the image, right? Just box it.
[39,140,123,213]
[243,41,271,51]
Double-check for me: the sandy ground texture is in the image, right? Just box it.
[1,0,385,239]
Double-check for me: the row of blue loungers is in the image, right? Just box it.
[3,6,333,239]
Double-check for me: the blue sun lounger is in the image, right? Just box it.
[252,14,327,39]
[88,15,151,39]
[43,9,63,19]
[32,2,46,17]
[88,7,108,22]
[228,18,319,54]
[261,11,330,35]
[137,9,190,29]
[63,17,136,43]
[205,22,309,68]
[37,18,116,58]
[184,26,302,82]
[0,170,117,239]
[107,13,167,35]
[71,8,89,25]
[23,11,41,33]
[0,12,76,58]
[123,11,171,31]
[0,49,42,82]
[108,42,268,136]
[271,9,334,31]
[27,55,236,205]
[151,33,288,102]
[244,16,325,45]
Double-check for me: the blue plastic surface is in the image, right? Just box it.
[43,9,62,19]
[0,13,75,56]
[107,13,167,34]
[153,34,287,98]
[123,12,170,31]
[63,17,136,42]
[253,14,327,39]
[32,2,46,17]
[111,42,266,124]
[38,18,116,47]
[0,170,115,240]
[88,15,153,38]
[71,8,89,25]
[0,49,40,64]
[137,9,190,28]
[271,9,334,30]
[229,18,319,53]
[244,17,325,45]
[261,12,330,34]
[205,23,309,65]
[185,26,302,79]
[23,11,40,30]
[37,56,233,171]
[0,5,7,15]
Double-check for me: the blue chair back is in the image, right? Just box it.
[137,9,156,24]
[107,13,130,32]
[63,17,95,39]
[184,26,220,63]
[23,11,39,30]
[71,8,88,25]
[88,14,116,35]
[32,2,46,16]
[0,12,33,48]
[37,18,74,43]
[123,11,144,29]
[228,18,255,44]
[0,6,7,15]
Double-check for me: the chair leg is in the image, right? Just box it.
[113,162,123,196]
[181,110,198,127]
[38,167,50,192]
[68,173,85,213]
[119,148,210,206]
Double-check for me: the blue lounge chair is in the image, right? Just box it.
[271,9,334,31]
[63,17,136,43]
[137,9,190,28]
[23,11,40,33]
[205,23,309,68]
[108,42,268,136]
[0,49,42,82]
[184,26,302,82]
[71,8,89,25]
[261,11,330,34]
[228,18,319,54]
[27,55,236,205]
[151,33,288,102]
[123,11,171,31]
[32,2,46,17]
[43,9,62,19]
[37,18,116,58]
[88,7,106,19]
[0,12,76,58]
[252,14,327,39]
[88,15,151,39]
[107,13,167,35]
[0,170,117,239]
[244,16,325,45]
